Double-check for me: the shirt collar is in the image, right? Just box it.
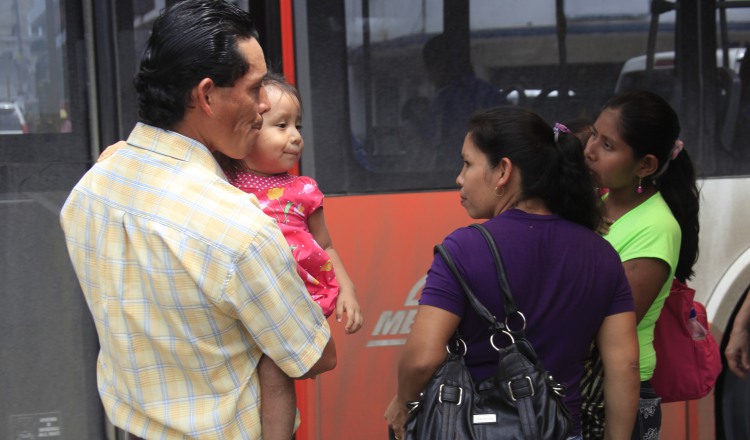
[126,122,228,180]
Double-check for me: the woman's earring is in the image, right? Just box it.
[636,177,643,194]
[495,186,505,198]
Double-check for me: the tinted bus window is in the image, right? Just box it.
[297,0,750,197]
[298,1,661,194]
[1,0,72,134]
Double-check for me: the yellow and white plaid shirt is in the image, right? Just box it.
[61,123,330,439]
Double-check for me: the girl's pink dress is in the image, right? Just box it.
[229,172,338,317]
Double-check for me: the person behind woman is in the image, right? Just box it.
[583,90,700,439]
[385,107,640,440]
[564,117,594,147]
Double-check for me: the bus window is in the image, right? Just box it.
[298,0,681,195]
[0,0,103,439]
[1,0,72,134]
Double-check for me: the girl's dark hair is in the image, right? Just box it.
[215,72,302,177]
[603,90,700,281]
[134,0,259,129]
[467,106,600,230]
[263,72,303,113]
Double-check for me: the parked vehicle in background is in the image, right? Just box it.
[0,102,29,135]
[615,48,747,93]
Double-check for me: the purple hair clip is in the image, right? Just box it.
[553,122,570,142]
[553,122,571,134]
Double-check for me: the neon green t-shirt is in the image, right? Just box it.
[604,192,681,381]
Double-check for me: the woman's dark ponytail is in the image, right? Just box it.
[546,131,601,231]
[656,149,700,281]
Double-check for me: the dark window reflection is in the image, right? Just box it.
[308,1,750,194]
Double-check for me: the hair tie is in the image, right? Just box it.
[652,139,685,182]
[671,140,684,160]
[553,122,570,143]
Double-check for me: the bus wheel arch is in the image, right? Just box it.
[707,246,750,440]
[706,246,750,337]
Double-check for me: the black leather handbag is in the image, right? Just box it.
[402,224,571,440]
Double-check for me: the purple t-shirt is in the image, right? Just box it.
[420,209,633,434]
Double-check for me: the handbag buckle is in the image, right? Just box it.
[508,376,535,401]
[406,400,421,413]
[438,384,463,405]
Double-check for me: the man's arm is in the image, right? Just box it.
[232,218,335,379]
[296,337,337,379]
[726,293,750,379]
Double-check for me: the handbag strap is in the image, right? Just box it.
[468,223,520,317]
[434,244,501,331]
[434,223,527,337]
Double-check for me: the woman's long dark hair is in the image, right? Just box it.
[603,90,700,281]
[467,106,600,231]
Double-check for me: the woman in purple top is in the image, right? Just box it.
[385,107,640,440]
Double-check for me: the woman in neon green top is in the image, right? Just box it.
[584,90,700,440]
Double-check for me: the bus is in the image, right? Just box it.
[1,1,748,439]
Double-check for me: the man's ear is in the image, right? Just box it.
[637,153,659,177]
[193,77,215,115]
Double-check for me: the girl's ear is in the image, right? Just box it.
[637,153,660,177]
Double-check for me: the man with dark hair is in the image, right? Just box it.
[60,1,336,438]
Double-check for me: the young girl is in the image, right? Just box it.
[221,73,361,329]
[583,90,700,439]
[219,73,362,439]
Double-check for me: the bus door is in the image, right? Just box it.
[0,0,106,438]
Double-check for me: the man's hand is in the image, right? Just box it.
[726,325,750,379]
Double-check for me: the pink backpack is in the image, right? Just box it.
[651,279,722,403]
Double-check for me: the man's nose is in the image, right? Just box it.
[258,87,270,115]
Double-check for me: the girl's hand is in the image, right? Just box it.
[336,286,363,334]
[97,141,127,163]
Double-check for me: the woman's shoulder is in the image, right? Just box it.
[440,224,492,259]
[442,225,477,246]
[620,192,679,234]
